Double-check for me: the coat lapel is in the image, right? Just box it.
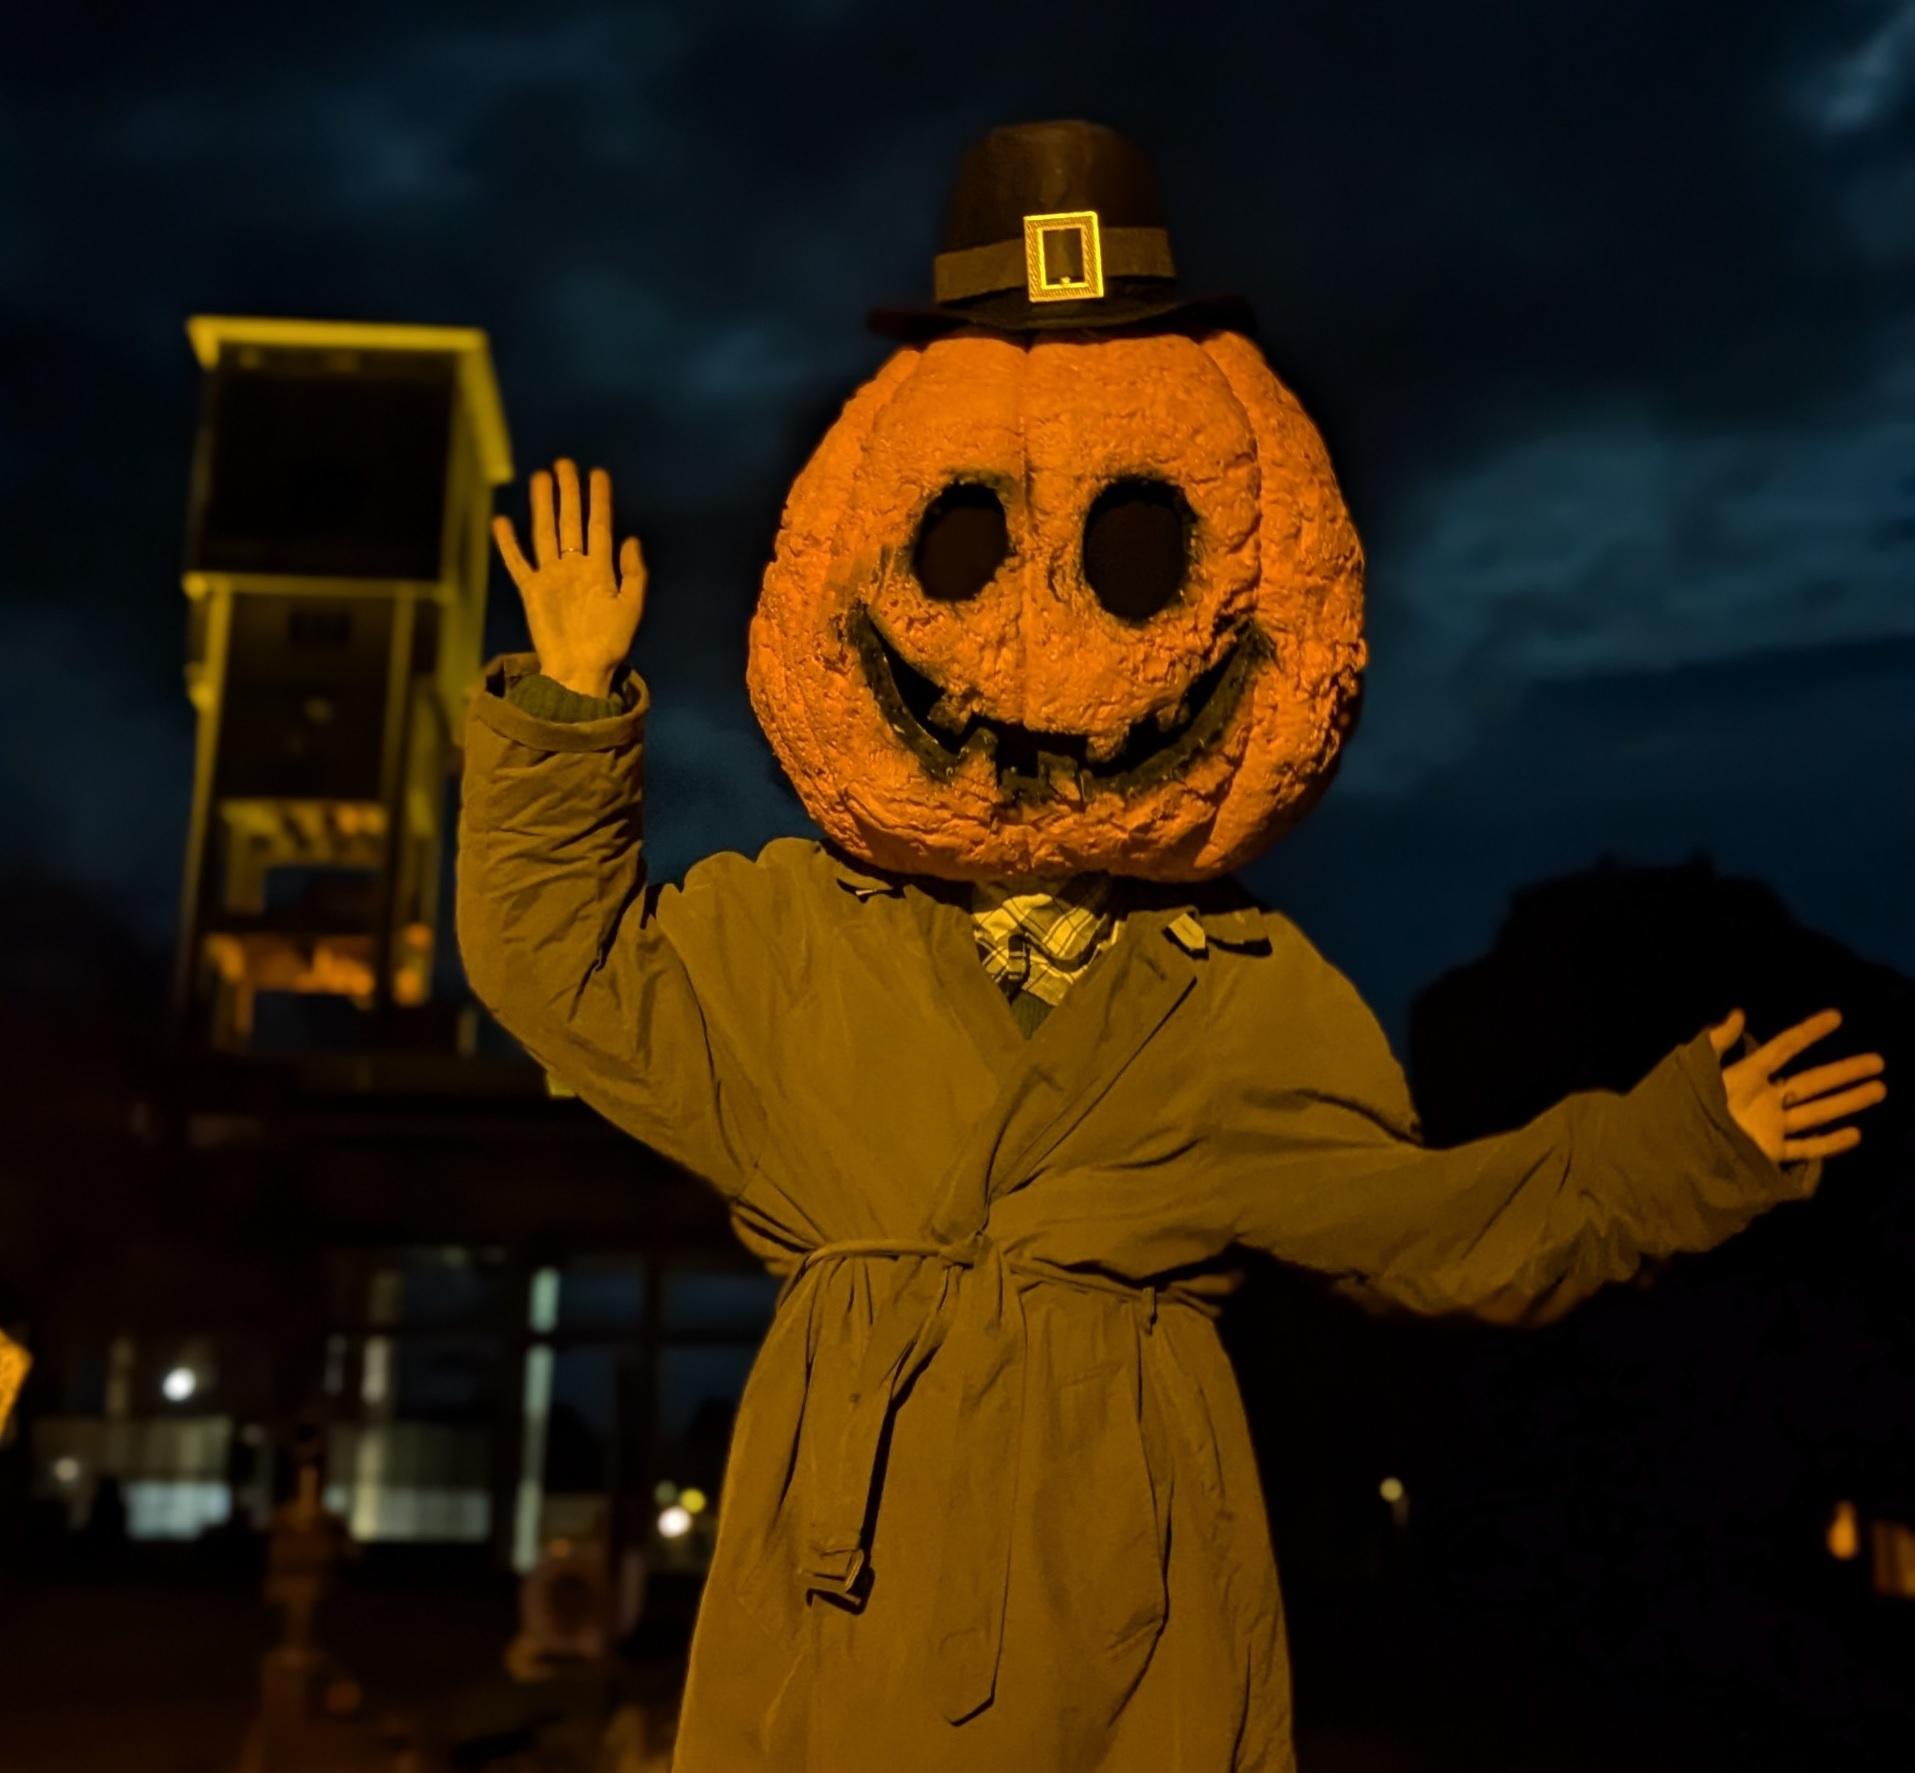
[822,850,1221,1236]
[923,899,1199,1240]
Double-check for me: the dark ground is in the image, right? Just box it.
[0,1542,1906,1772]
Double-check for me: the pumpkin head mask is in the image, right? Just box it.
[746,126,1366,884]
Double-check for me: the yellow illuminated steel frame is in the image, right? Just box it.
[175,317,513,1041]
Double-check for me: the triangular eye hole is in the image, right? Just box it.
[912,482,1009,603]
[1083,477,1192,622]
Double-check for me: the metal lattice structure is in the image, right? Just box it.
[173,317,511,1049]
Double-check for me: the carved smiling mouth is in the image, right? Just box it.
[851,607,1264,801]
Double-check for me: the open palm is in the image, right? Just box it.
[1709,1007,1886,1164]
[492,457,647,699]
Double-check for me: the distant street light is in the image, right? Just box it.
[162,1367,198,1403]
[658,1504,693,1540]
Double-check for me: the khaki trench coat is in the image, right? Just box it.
[456,654,1816,1771]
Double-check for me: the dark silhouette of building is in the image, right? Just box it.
[1225,855,1914,1763]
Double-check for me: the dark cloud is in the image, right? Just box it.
[1251,633,1915,1040]
[3,0,1909,1015]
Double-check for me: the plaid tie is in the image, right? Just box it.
[972,874,1121,1007]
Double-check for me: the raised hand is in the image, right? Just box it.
[492,458,647,699]
[1708,1007,1887,1164]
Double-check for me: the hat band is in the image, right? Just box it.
[933,223,1175,305]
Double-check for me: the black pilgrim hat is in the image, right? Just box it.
[868,120,1257,341]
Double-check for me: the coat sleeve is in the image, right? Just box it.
[455,652,770,1196]
[1220,928,1822,1325]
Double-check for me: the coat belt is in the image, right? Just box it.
[778,1235,1218,1725]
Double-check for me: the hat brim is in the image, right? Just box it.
[866,284,1257,342]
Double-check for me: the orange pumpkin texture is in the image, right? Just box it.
[746,326,1366,882]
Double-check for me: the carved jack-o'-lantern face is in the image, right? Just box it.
[747,327,1365,883]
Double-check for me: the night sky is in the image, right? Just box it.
[6,0,1912,1041]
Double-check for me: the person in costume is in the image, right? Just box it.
[457,122,1887,1771]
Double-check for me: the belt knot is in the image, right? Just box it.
[933,1231,993,1270]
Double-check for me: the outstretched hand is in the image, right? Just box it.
[1708,1007,1887,1164]
[492,458,647,699]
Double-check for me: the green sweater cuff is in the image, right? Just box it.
[505,671,635,723]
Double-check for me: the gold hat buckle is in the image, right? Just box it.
[1023,210,1105,303]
